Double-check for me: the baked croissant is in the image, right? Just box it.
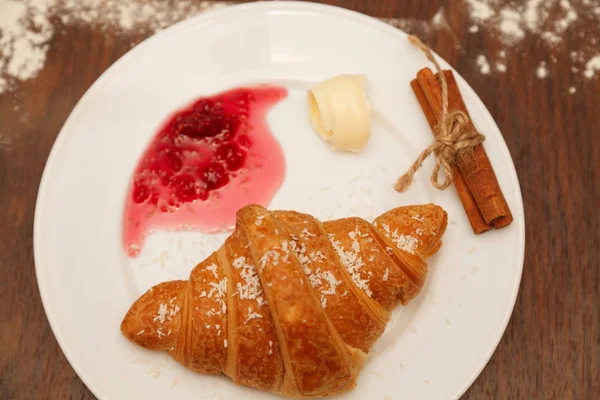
[121,203,447,398]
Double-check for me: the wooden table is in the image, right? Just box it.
[1,1,598,398]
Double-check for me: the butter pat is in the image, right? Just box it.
[308,74,371,152]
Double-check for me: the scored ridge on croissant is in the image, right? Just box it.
[121,203,447,398]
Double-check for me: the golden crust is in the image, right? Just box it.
[273,210,386,353]
[120,280,186,351]
[239,205,354,397]
[324,217,421,311]
[120,203,448,398]
[376,236,428,305]
[221,228,284,392]
[174,253,228,374]
[373,204,447,259]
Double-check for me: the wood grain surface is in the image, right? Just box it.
[1,0,598,399]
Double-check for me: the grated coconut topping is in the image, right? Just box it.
[153,297,181,325]
[381,223,419,254]
[259,250,280,270]
[233,256,266,307]
[328,233,372,297]
[291,239,342,308]
[206,263,219,279]
[244,307,263,324]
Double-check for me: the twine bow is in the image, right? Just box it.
[394,35,485,193]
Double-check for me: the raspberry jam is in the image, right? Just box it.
[123,85,287,256]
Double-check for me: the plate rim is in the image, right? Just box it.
[33,2,526,399]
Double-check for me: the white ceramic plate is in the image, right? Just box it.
[34,2,524,399]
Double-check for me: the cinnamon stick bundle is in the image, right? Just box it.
[410,79,491,234]
[411,68,513,232]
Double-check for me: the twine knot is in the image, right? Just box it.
[394,110,484,192]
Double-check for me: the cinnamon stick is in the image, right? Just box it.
[410,80,492,234]
[440,71,513,228]
[415,68,513,228]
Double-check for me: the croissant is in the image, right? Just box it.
[121,203,447,398]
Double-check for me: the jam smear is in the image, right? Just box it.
[123,85,287,256]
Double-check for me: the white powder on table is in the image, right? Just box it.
[0,0,54,92]
[498,8,525,44]
[383,7,454,44]
[465,0,586,47]
[536,61,548,78]
[1,0,598,98]
[0,0,227,94]
[463,0,598,77]
[384,1,598,90]
[524,0,544,31]
[432,8,445,27]
[476,55,491,75]
[584,55,600,79]
[459,0,599,91]
[555,0,578,34]
[466,0,495,22]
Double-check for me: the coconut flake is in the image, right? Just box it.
[233,256,266,307]
[329,234,372,297]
